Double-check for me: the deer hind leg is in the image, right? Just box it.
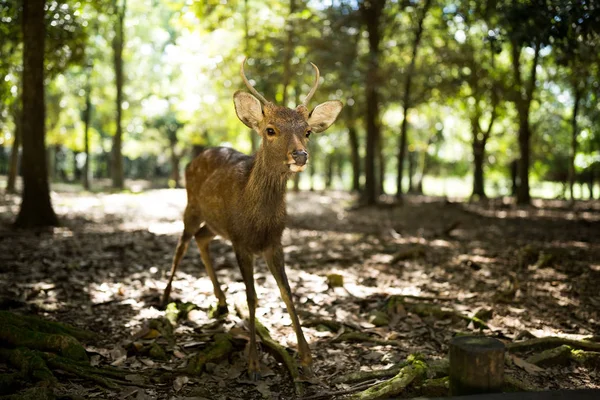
[263,245,313,377]
[194,225,227,316]
[162,207,202,307]
[234,247,259,379]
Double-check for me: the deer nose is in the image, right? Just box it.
[292,150,308,166]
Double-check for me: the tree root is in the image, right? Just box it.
[507,337,600,353]
[0,347,55,384]
[331,332,400,347]
[0,387,55,400]
[0,322,88,362]
[302,318,344,332]
[185,333,234,375]
[255,321,304,396]
[348,356,428,400]
[0,311,96,342]
[525,344,600,368]
[385,296,489,329]
[332,362,410,384]
[334,357,448,385]
[0,312,140,397]
[503,374,539,392]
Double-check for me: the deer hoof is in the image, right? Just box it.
[300,364,314,378]
[208,304,229,319]
[248,370,261,381]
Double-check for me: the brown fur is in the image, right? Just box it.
[163,74,342,379]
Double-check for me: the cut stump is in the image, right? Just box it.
[449,336,505,396]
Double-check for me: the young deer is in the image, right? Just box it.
[162,58,342,378]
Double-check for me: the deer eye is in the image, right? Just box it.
[266,128,276,136]
[306,130,312,138]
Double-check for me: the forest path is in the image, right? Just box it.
[1,189,599,399]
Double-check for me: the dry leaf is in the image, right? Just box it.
[173,375,189,392]
[510,354,544,375]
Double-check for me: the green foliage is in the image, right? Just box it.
[2,0,600,198]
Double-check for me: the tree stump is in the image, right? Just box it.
[449,335,505,396]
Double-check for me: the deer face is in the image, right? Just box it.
[234,96,342,173]
[233,59,343,174]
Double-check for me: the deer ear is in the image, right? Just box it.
[234,91,263,130]
[308,100,343,133]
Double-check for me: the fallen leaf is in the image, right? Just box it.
[173,375,189,392]
[510,354,545,375]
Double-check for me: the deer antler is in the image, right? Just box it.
[241,57,269,104]
[301,62,320,107]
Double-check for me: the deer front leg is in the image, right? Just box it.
[263,245,313,377]
[235,248,259,379]
[194,225,227,316]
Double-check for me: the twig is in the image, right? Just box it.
[300,380,378,400]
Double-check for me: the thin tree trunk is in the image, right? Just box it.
[325,153,334,189]
[281,0,296,106]
[15,0,58,228]
[396,0,432,199]
[512,39,540,205]
[308,142,316,191]
[360,0,386,205]
[347,111,361,192]
[111,0,126,189]
[6,106,21,193]
[568,86,582,203]
[243,0,257,153]
[377,132,385,195]
[170,146,181,188]
[292,79,301,191]
[82,67,92,190]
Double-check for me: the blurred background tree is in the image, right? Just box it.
[1,0,599,226]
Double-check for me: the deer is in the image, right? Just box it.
[162,58,343,379]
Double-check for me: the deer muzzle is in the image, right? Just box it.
[291,150,308,166]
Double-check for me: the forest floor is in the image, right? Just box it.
[1,186,599,399]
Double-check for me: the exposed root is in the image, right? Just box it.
[0,322,88,362]
[332,362,409,384]
[0,312,138,397]
[348,356,428,400]
[507,337,600,353]
[185,333,234,375]
[0,387,55,400]
[525,344,600,368]
[0,311,96,342]
[331,332,400,347]
[256,321,304,396]
[503,374,539,392]
[303,318,344,332]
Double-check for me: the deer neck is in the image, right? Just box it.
[243,148,289,219]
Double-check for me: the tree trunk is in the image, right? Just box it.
[281,0,296,106]
[396,0,431,199]
[6,106,21,193]
[416,150,427,194]
[111,0,126,189]
[568,86,582,203]
[308,142,317,191]
[407,150,415,192]
[377,132,385,195]
[243,0,257,153]
[325,153,334,189]
[347,113,361,192]
[170,148,181,188]
[512,39,539,205]
[472,140,486,199]
[360,0,386,205]
[14,0,58,228]
[292,79,301,192]
[82,68,92,190]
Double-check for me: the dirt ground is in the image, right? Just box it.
[1,187,599,399]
